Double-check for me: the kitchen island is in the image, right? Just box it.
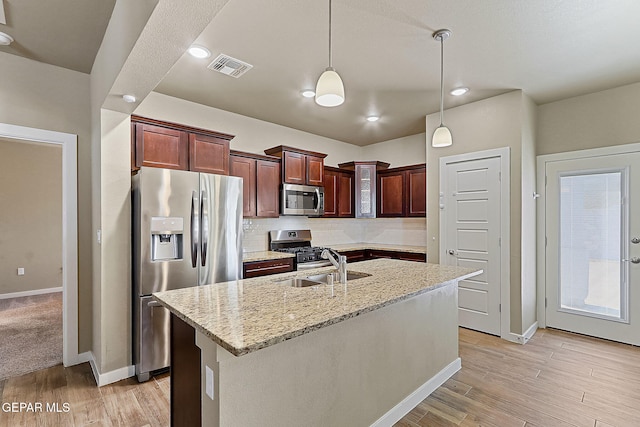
[154,259,480,427]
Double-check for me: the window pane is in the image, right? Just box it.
[559,172,622,318]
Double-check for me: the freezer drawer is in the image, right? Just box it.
[135,295,170,381]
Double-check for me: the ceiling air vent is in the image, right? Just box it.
[207,54,253,78]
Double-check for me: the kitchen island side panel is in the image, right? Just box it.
[198,281,459,427]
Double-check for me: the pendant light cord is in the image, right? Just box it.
[328,0,333,68]
[439,36,444,126]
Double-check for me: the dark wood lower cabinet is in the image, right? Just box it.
[340,249,426,263]
[243,258,294,278]
[170,314,201,427]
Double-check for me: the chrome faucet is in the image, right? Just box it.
[321,248,347,284]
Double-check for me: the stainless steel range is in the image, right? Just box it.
[269,229,332,270]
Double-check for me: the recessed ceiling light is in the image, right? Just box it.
[301,90,316,98]
[122,94,137,103]
[366,115,380,122]
[450,87,469,96]
[188,45,211,59]
[0,31,14,46]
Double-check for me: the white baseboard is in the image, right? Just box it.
[0,286,63,300]
[63,351,92,368]
[371,358,462,427]
[506,321,539,345]
[88,352,136,387]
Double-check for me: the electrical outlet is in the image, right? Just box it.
[17,267,25,276]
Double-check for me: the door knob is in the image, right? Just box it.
[623,257,640,264]
[632,237,640,244]
[448,250,455,255]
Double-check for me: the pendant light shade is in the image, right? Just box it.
[432,29,452,148]
[315,0,345,107]
[316,67,345,107]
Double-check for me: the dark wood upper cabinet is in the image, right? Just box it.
[406,167,426,216]
[264,145,327,186]
[131,116,234,173]
[189,133,230,175]
[306,155,325,186]
[230,150,280,218]
[323,166,354,218]
[230,155,256,217]
[135,123,189,170]
[282,151,306,185]
[323,169,339,216]
[255,159,280,217]
[378,170,406,217]
[377,164,426,218]
[338,161,390,218]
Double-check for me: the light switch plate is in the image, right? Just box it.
[205,365,214,400]
[17,267,25,276]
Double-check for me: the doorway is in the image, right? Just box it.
[0,123,79,367]
[440,148,510,337]
[539,144,640,345]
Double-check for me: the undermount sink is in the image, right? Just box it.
[276,277,325,288]
[305,270,372,284]
[275,271,372,287]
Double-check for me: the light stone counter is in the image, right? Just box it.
[328,242,427,254]
[153,259,479,357]
[242,250,294,263]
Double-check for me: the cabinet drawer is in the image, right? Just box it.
[243,258,294,278]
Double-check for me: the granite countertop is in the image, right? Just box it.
[328,243,427,254]
[243,251,295,263]
[153,259,480,357]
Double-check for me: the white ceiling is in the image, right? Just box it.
[3,1,640,146]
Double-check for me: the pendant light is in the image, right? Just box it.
[315,0,345,107]
[432,29,452,147]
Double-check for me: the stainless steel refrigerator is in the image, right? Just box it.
[132,166,243,382]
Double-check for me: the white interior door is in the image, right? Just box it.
[545,152,640,345]
[442,156,502,335]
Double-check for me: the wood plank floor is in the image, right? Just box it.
[0,328,638,426]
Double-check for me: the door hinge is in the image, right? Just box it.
[499,303,502,313]
[498,237,501,247]
[498,171,501,181]
[545,298,548,308]
[545,236,548,247]
[545,175,548,186]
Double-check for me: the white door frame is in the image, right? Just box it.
[0,123,81,367]
[440,147,511,341]
[536,142,640,328]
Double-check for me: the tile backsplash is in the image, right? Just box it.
[242,217,426,252]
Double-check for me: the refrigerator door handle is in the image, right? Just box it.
[201,190,209,267]
[190,191,199,268]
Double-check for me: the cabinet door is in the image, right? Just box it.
[338,172,354,217]
[135,123,188,170]
[323,170,339,217]
[406,167,426,216]
[283,151,306,184]
[256,160,281,217]
[230,155,256,217]
[306,155,324,186]
[378,171,405,217]
[189,134,230,174]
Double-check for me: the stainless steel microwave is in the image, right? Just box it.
[281,183,324,216]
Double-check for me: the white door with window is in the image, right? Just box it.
[441,153,504,336]
[544,152,640,345]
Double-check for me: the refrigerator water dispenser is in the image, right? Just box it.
[150,217,184,261]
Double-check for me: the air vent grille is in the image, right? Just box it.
[207,54,253,78]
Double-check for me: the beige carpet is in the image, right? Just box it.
[0,292,63,380]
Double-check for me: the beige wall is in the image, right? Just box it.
[0,51,92,352]
[537,81,640,155]
[360,133,427,168]
[0,139,62,294]
[426,90,533,335]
